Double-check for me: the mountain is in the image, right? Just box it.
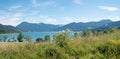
[57,19,112,31]
[0,19,118,33]
[16,22,61,32]
[0,24,22,33]
[17,19,113,32]
[99,21,120,29]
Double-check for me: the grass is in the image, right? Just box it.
[0,29,120,59]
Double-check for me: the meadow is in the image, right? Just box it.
[0,29,120,59]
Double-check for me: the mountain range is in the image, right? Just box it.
[0,24,22,33]
[98,21,120,29]
[0,19,120,33]
[57,19,112,31]
[16,19,120,32]
[16,22,60,32]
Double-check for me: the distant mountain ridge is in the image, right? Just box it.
[0,24,22,33]
[57,19,112,31]
[1,19,120,33]
[16,22,61,32]
[99,21,120,29]
[16,19,116,32]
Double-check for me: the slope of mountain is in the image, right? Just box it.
[100,21,120,29]
[57,19,112,31]
[0,24,22,33]
[17,19,113,32]
[107,21,120,28]
[16,22,60,32]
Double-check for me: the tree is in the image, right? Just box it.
[73,32,80,39]
[17,33,24,42]
[8,39,11,42]
[0,38,2,42]
[36,38,43,43]
[53,29,70,42]
[53,29,71,47]
[96,29,103,35]
[82,30,91,37]
[3,35,7,42]
[44,35,50,42]
[24,36,32,42]
[12,37,17,42]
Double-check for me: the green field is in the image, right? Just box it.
[0,29,120,59]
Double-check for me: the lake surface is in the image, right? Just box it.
[0,31,81,42]
[0,32,57,41]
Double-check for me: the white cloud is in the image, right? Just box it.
[9,5,22,10]
[95,16,120,22]
[31,0,36,5]
[74,0,81,5]
[24,11,40,16]
[9,13,24,22]
[31,11,40,15]
[98,6,119,12]
[0,18,20,26]
[111,16,120,21]
[23,15,57,24]
[63,17,74,22]
[31,0,56,7]
[39,16,48,19]
[41,1,56,6]
[38,16,57,24]
[45,18,57,23]
[13,13,23,17]
[0,11,24,26]
[77,17,89,22]
[61,17,89,24]
[0,16,6,20]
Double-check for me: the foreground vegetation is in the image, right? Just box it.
[0,28,120,59]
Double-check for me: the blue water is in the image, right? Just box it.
[0,32,57,41]
[0,31,81,42]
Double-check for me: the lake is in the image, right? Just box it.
[0,32,57,42]
[0,31,81,42]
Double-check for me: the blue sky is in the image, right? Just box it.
[0,0,120,26]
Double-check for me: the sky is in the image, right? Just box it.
[0,0,120,26]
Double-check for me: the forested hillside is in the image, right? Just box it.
[0,24,22,34]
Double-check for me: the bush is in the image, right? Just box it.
[97,40,120,58]
[57,40,68,48]
[36,38,43,42]
[53,29,70,42]
[3,35,8,42]
[45,47,67,59]
[82,30,91,37]
[17,33,24,42]
[73,32,80,40]
[44,35,50,42]
[24,36,32,42]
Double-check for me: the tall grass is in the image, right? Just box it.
[0,29,120,59]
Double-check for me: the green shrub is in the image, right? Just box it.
[44,35,50,42]
[97,40,120,58]
[53,29,70,42]
[3,35,8,42]
[17,33,24,42]
[82,30,91,37]
[24,36,32,42]
[73,32,81,40]
[45,47,67,59]
[36,38,43,42]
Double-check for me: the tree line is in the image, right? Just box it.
[0,33,50,42]
[0,28,116,42]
